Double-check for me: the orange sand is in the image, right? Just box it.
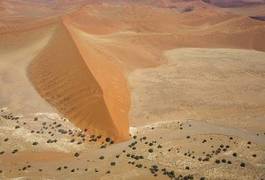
[1,1,265,142]
[28,22,129,141]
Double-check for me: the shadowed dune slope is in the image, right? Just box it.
[28,22,129,141]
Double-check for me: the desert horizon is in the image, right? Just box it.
[0,0,265,179]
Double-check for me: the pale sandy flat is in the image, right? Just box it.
[129,48,265,131]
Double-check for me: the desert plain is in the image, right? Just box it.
[0,0,265,179]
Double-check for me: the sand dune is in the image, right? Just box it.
[0,1,265,179]
[0,1,265,142]
[28,21,129,141]
[64,22,130,140]
[28,4,265,140]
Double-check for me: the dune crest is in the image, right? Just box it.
[28,21,129,141]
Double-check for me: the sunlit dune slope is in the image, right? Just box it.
[64,20,130,141]
[28,22,129,141]
[64,5,265,70]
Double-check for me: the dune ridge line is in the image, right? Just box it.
[27,20,130,142]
